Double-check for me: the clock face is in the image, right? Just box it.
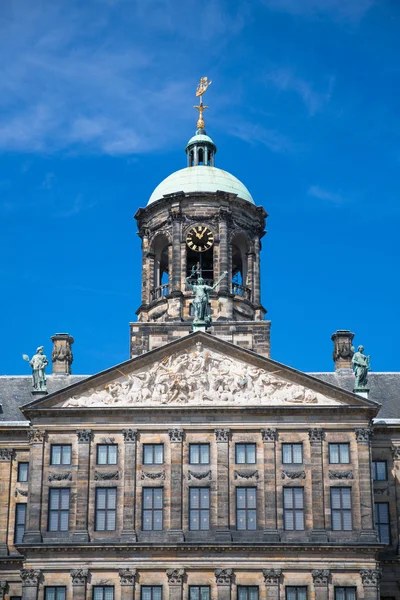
[186,225,214,253]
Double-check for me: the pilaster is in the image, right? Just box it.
[119,569,138,600]
[71,569,89,600]
[121,429,138,542]
[218,217,229,296]
[312,570,330,600]
[308,428,328,542]
[21,569,40,600]
[215,429,232,541]
[261,429,279,541]
[168,429,185,542]
[167,569,185,600]
[170,211,182,293]
[24,430,45,543]
[0,581,7,600]
[392,446,400,555]
[355,427,377,541]
[263,569,281,600]
[74,429,92,542]
[360,569,381,600]
[0,448,14,555]
[215,569,233,600]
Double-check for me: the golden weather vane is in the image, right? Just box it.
[194,76,212,130]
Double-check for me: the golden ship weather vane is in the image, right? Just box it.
[194,76,212,130]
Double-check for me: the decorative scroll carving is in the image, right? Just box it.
[169,429,185,442]
[312,570,330,586]
[215,569,234,585]
[166,569,185,585]
[21,569,41,587]
[282,470,306,480]
[76,429,92,443]
[119,569,138,586]
[355,427,373,443]
[0,448,14,461]
[188,470,212,481]
[123,429,138,443]
[48,471,72,482]
[329,470,353,480]
[71,569,89,586]
[94,470,119,481]
[63,344,336,408]
[234,470,259,480]
[360,569,381,586]
[308,428,325,442]
[28,430,45,444]
[15,488,28,497]
[392,446,400,460]
[215,429,230,443]
[261,428,276,442]
[263,569,282,585]
[374,487,389,496]
[141,471,166,480]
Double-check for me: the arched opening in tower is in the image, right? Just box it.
[152,234,170,297]
[231,233,249,297]
[186,247,214,285]
[198,148,204,165]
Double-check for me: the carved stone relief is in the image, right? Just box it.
[188,470,212,481]
[71,569,89,586]
[119,569,138,586]
[329,470,353,480]
[312,570,330,586]
[15,488,28,497]
[234,470,259,480]
[261,428,276,442]
[0,448,14,461]
[141,471,166,481]
[28,430,45,444]
[166,569,185,585]
[262,569,282,585]
[281,470,306,480]
[360,569,381,586]
[215,569,234,585]
[76,429,92,443]
[21,569,41,587]
[48,471,72,482]
[94,470,119,481]
[355,427,373,443]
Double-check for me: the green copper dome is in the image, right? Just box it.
[147,166,254,205]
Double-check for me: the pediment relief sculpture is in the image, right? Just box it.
[62,342,342,408]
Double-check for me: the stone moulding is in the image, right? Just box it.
[281,470,306,480]
[328,470,354,480]
[262,569,282,585]
[312,570,330,586]
[48,471,72,482]
[21,569,41,587]
[141,471,166,480]
[71,569,89,586]
[119,569,138,585]
[234,469,259,480]
[360,569,381,586]
[215,568,234,585]
[188,470,212,481]
[166,569,185,585]
[94,470,119,481]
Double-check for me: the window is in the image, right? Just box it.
[17,462,29,482]
[189,487,210,530]
[10,597,22,600]
[48,488,70,532]
[97,444,118,465]
[236,487,256,530]
[50,445,71,465]
[372,460,387,481]
[14,503,26,543]
[142,587,162,600]
[189,444,210,465]
[143,444,163,465]
[329,444,350,464]
[95,488,116,531]
[283,487,304,530]
[331,487,352,530]
[335,588,356,600]
[142,487,163,531]
[93,587,114,600]
[44,588,66,600]
[286,588,307,600]
[238,588,259,600]
[190,587,210,600]
[236,443,256,464]
[375,502,390,544]
[282,444,303,464]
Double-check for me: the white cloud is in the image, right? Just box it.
[265,69,334,116]
[308,184,349,205]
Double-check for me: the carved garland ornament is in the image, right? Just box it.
[48,471,72,482]
[28,430,45,444]
[360,569,381,586]
[215,429,230,443]
[166,569,185,585]
[234,470,259,480]
[141,471,166,481]
[119,569,138,586]
[0,448,14,461]
[20,569,41,587]
[329,470,353,480]
[312,570,330,586]
[281,470,306,480]
[262,569,282,585]
[15,488,28,497]
[188,470,212,481]
[94,470,119,481]
[71,569,89,586]
[215,569,234,585]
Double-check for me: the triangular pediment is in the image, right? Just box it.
[21,332,380,414]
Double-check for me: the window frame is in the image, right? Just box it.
[92,586,115,600]
[285,587,308,600]
[96,444,118,465]
[189,586,210,600]
[95,487,117,532]
[48,488,70,532]
[375,502,390,544]
[44,587,67,600]
[141,586,163,600]
[235,443,257,465]
[334,588,357,600]
[17,462,29,482]
[330,487,352,531]
[142,487,164,531]
[329,443,350,464]
[14,503,26,544]
[237,587,259,600]
[189,443,210,465]
[50,444,72,466]
[283,487,305,531]
[236,486,257,531]
[372,460,387,481]
[282,443,303,465]
[189,487,210,531]
[143,444,164,465]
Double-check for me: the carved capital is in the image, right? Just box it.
[76,429,92,443]
[123,429,138,443]
[119,569,138,586]
[360,569,381,587]
[355,427,373,444]
[0,448,14,461]
[166,569,185,585]
[263,569,282,585]
[71,569,89,586]
[28,429,45,444]
[312,570,330,586]
[308,428,325,442]
[392,446,400,461]
[215,569,234,585]
[261,428,276,442]
[21,569,41,587]
[0,581,7,600]
[168,429,185,442]
[215,428,231,443]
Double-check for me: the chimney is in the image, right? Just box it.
[331,330,354,372]
[51,333,74,375]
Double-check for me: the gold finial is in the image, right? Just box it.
[194,76,212,130]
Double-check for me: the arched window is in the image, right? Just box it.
[198,148,204,165]
[231,233,250,298]
[152,234,169,299]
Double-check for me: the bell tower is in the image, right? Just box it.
[131,78,270,357]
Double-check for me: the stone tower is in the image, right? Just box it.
[131,88,270,357]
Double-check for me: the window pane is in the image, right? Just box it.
[50,490,59,510]
[107,488,117,509]
[62,446,71,465]
[247,510,257,529]
[93,589,104,600]
[335,589,345,600]
[153,588,162,600]
[200,588,210,600]
[238,589,248,600]
[293,444,302,463]
[18,463,28,482]
[237,510,246,530]
[190,511,199,530]
[247,489,256,508]
[284,488,293,508]
[294,488,304,509]
[143,445,153,464]
[154,445,163,464]
[236,444,245,464]
[190,589,200,600]
[237,489,246,509]
[284,510,294,530]
[286,589,296,600]
[282,445,292,464]
[190,488,199,508]
[341,489,351,509]
[49,512,59,531]
[52,446,61,465]
[104,587,114,600]
[331,489,341,509]
[332,510,341,530]
[247,444,256,464]
[143,511,152,530]
[200,445,209,464]
[342,510,352,531]
[56,588,66,600]
[60,511,69,531]
[106,510,116,531]
[96,489,106,509]
[153,510,163,530]
[16,504,26,525]
[200,489,209,509]
[249,588,259,600]
[377,503,389,522]
[346,590,356,600]
[379,524,390,544]
[340,444,349,463]
[60,489,70,510]
[154,489,163,509]
[143,489,153,509]
[45,589,55,600]
[97,445,107,464]
[190,445,200,464]
[200,510,209,530]
[142,589,151,600]
[295,510,304,530]
[330,445,339,464]
[96,511,106,531]
[376,461,387,480]
[297,589,307,600]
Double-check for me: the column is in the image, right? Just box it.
[261,429,279,541]
[21,569,40,600]
[119,569,137,600]
[263,570,281,600]
[360,569,381,600]
[171,212,182,295]
[253,238,261,307]
[167,569,185,600]
[215,429,232,542]
[0,448,14,555]
[246,251,254,300]
[218,214,230,295]
[168,429,185,542]
[392,446,400,556]
[24,430,45,543]
[215,569,233,600]
[355,428,376,541]
[308,428,328,542]
[0,581,7,600]
[140,233,151,305]
[71,569,89,600]
[74,429,92,542]
[312,570,330,600]
[121,429,138,542]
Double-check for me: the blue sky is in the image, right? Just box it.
[1,0,399,375]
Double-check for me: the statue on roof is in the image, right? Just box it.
[196,77,212,98]
[186,265,227,328]
[194,76,212,131]
[22,346,49,392]
[352,345,370,390]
